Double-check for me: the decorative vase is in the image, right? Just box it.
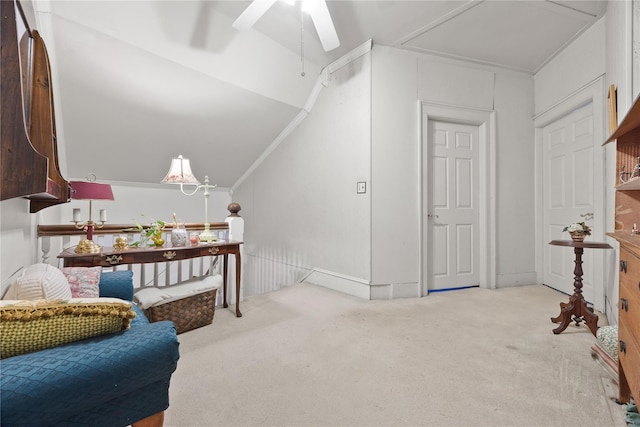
[190,232,200,245]
[137,232,150,247]
[569,231,587,242]
[171,223,187,247]
[151,231,165,247]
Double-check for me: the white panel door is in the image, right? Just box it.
[425,120,480,291]
[542,102,598,301]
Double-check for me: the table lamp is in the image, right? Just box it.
[162,155,218,242]
[70,179,114,253]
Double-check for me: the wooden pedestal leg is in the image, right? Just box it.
[550,294,599,335]
[222,253,228,308]
[222,250,242,317]
[550,246,599,336]
[235,249,242,317]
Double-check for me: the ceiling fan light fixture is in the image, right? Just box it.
[301,0,321,13]
[234,0,339,52]
[307,0,339,51]
[232,0,277,30]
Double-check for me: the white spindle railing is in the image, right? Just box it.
[37,204,245,306]
[37,225,225,289]
[224,202,244,303]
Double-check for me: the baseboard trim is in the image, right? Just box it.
[300,270,422,300]
[302,270,538,298]
[370,282,421,300]
[495,272,538,288]
[302,268,371,299]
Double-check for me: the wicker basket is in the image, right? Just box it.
[144,288,217,334]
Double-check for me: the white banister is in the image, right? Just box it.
[40,236,50,264]
[225,202,244,304]
[36,221,230,290]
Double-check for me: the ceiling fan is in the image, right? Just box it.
[232,0,340,52]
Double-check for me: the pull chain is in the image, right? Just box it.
[300,7,305,77]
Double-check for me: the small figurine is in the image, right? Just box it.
[74,239,101,254]
[113,236,129,251]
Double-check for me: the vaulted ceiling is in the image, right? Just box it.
[40,0,607,188]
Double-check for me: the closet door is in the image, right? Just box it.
[542,102,597,302]
[425,119,480,291]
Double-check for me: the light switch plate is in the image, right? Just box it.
[357,182,366,194]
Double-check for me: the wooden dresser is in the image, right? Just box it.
[617,238,640,403]
[606,94,640,404]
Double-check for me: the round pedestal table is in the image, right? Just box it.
[548,239,612,336]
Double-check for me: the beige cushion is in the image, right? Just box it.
[3,264,72,301]
[0,298,136,359]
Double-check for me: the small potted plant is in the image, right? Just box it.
[125,216,167,247]
[563,213,593,242]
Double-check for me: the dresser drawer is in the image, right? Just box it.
[619,319,640,401]
[620,245,640,293]
[620,279,640,342]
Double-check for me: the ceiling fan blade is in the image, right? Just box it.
[232,0,278,31]
[308,0,340,52]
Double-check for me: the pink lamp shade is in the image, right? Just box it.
[70,181,114,200]
[161,155,201,185]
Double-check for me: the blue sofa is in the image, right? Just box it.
[0,270,180,427]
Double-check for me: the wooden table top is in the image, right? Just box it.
[548,240,612,249]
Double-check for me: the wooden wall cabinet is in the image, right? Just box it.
[606,94,640,404]
[0,0,69,212]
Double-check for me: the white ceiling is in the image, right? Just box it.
[42,0,607,187]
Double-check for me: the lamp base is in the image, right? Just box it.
[199,225,218,242]
[75,239,102,254]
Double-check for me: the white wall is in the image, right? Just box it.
[606,1,634,112]
[370,47,420,297]
[58,181,231,227]
[533,17,617,318]
[233,53,372,298]
[234,44,535,300]
[0,199,39,292]
[492,72,536,283]
[534,19,607,116]
[371,46,535,296]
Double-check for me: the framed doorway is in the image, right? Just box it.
[534,78,606,311]
[419,102,496,296]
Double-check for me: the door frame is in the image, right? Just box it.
[418,101,497,296]
[533,77,606,310]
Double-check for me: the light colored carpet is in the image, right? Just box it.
[165,283,626,427]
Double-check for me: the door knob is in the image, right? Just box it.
[427,214,439,219]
